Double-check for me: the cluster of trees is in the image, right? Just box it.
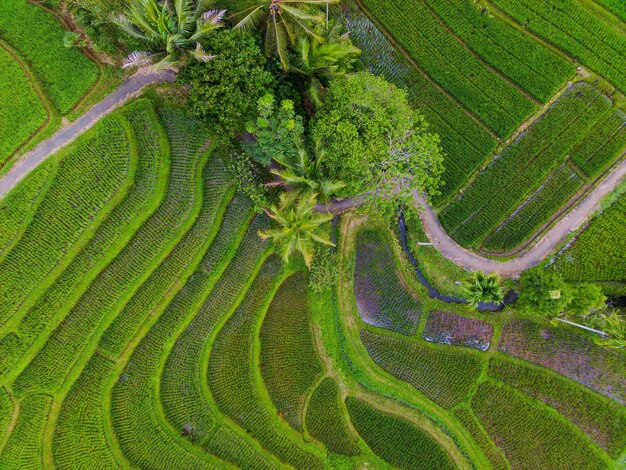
[114,0,445,270]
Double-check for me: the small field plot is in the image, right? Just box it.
[337,1,497,205]
[472,381,608,470]
[354,229,421,335]
[423,311,493,351]
[0,0,99,114]
[0,46,48,168]
[490,0,626,94]
[305,378,361,457]
[360,329,483,408]
[595,0,626,21]
[260,273,324,432]
[498,319,626,404]
[488,354,626,457]
[441,83,611,249]
[345,397,455,469]
[361,0,537,138]
[551,192,626,282]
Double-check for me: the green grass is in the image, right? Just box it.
[207,256,324,469]
[0,388,12,444]
[0,114,133,328]
[0,160,54,260]
[0,394,52,468]
[472,381,609,470]
[52,354,121,470]
[362,0,537,138]
[552,191,626,282]
[422,0,574,102]
[360,329,484,409]
[0,0,99,113]
[11,108,207,397]
[0,100,167,381]
[0,46,48,168]
[305,378,361,457]
[491,0,626,94]
[354,229,422,335]
[345,396,455,469]
[488,354,626,457]
[481,164,585,252]
[259,273,325,432]
[441,83,611,248]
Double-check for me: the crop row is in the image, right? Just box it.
[471,381,607,469]
[491,0,626,94]
[0,159,54,259]
[11,108,207,397]
[552,192,626,282]
[422,310,493,351]
[338,1,497,205]
[52,354,121,470]
[110,203,259,469]
[0,387,12,444]
[488,355,626,457]
[97,155,232,357]
[423,0,574,102]
[345,397,455,469]
[0,0,99,114]
[481,164,585,253]
[0,100,167,380]
[362,0,536,138]
[360,329,483,408]
[440,83,611,247]
[0,46,48,168]
[160,213,275,458]
[570,108,626,179]
[595,0,626,21]
[259,273,325,432]
[207,256,324,469]
[0,115,132,327]
[354,229,421,335]
[305,378,361,457]
[453,407,509,470]
[0,394,51,468]
[498,319,626,404]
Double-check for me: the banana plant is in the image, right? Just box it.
[258,191,334,268]
[461,271,505,309]
[115,0,225,69]
[230,0,336,70]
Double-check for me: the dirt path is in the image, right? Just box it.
[319,157,626,276]
[0,69,175,199]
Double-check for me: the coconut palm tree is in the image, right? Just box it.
[230,0,336,70]
[270,140,344,201]
[115,0,225,69]
[291,23,360,108]
[462,271,504,310]
[258,191,334,267]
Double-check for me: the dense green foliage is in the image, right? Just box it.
[180,30,274,139]
[305,378,360,456]
[518,269,573,317]
[0,0,99,113]
[345,397,455,469]
[461,271,504,309]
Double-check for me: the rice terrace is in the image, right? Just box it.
[1,0,626,468]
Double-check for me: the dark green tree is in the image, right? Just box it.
[179,30,274,139]
[461,271,505,310]
[518,268,573,318]
[569,283,606,317]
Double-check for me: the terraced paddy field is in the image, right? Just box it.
[0,0,115,172]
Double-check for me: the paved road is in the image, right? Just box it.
[319,158,626,276]
[0,69,176,199]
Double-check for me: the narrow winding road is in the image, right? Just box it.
[1,69,624,276]
[0,69,176,199]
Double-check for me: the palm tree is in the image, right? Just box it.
[461,271,504,310]
[115,0,225,69]
[259,191,334,267]
[270,140,344,201]
[291,23,360,108]
[230,0,336,70]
